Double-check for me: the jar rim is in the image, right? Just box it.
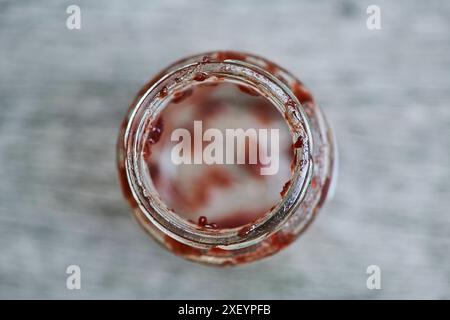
[123,53,314,249]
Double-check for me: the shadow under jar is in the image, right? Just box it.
[117,51,337,266]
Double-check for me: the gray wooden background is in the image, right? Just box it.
[0,0,449,299]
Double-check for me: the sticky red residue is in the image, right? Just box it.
[276,74,290,86]
[164,235,202,256]
[166,167,236,219]
[171,181,209,212]
[284,97,296,118]
[216,51,247,62]
[172,88,193,104]
[265,61,278,74]
[293,136,303,149]
[243,162,264,180]
[197,216,218,229]
[159,86,169,98]
[237,84,259,97]
[198,216,207,226]
[168,181,203,212]
[148,117,164,144]
[280,180,291,197]
[238,225,252,237]
[207,167,234,188]
[200,81,220,87]
[270,232,295,249]
[119,52,330,265]
[292,82,314,104]
[142,117,164,161]
[209,247,229,254]
[193,72,209,82]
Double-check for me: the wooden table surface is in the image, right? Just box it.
[0,0,449,299]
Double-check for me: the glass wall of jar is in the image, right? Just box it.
[117,51,337,265]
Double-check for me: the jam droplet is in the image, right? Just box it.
[270,232,295,250]
[159,86,169,98]
[148,117,164,144]
[206,223,218,229]
[164,235,202,256]
[198,216,207,227]
[193,72,209,82]
[197,216,219,229]
[293,136,303,149]
[209,247,229,254]
[238,225,252,237]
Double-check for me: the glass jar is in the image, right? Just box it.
[117,51,337,265]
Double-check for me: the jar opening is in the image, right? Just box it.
[124,58,313,248]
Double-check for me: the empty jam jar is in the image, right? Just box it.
[117,51,337,265]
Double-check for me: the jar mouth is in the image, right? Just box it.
[123,57,313,249]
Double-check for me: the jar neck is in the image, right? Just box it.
[124,54,314,249]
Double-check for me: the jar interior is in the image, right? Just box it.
[140,79,294,230]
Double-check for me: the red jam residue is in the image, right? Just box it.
[159,86,169,98]
[193,72,210,82]
[280,180,291,197]
[147,117,164,144]
[292,82,314,104]
[164,235,202,257]
[293,136,304,149]
[197,216,218,229]
[172,88,193,103]
[215,51,247,62]
[237,84,259,97]
[143,117,164,161]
